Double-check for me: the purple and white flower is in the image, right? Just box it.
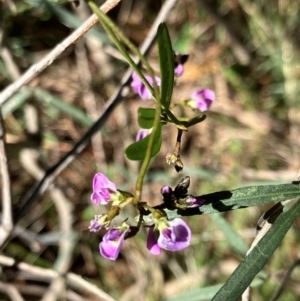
[91,173,117,205]
[185,89,215,112]
[146,218,191,254]
[99,224,130,260]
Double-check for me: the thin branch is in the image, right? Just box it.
[15,0,178,219]
[0,0,122,105]
[0,281,25,301]
[19,148,75,301]
[0,254,117,301]
[269,258,300,301]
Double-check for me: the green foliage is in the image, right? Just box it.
[138,107,156,129]
[3,1,300,300]
[125,123,162,160]
[141,183,300,222]
[157,23,174,109]
[212,199,300,301]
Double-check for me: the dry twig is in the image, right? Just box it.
[0,254,117,301]
[0,0,122,105]
[0,111,13,247]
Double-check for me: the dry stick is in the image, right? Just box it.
[15,0,178,219]
[20,150,76,301]
[0,28,14,247]
[0,111,13,246]
[15,284,85,301]
[0,254,117,301]
[0,0,121,105]
[4,39,75,300]
[269,258,300,301]
[0,281,25,301]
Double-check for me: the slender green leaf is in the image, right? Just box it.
[164,276,265,301]
[157,23,174,109]
[88,1,155,98]
[138,107,156,129]
[211,213,249,256]
[141,183,300,221]
[125,123,162,160]
[2,88,32,117]
[212,199,300,301]
[165,284,223,301]
[34,88,93,127]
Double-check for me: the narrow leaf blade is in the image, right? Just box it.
[165,183,300,218]
[139,183,300,222]
[212,199,300,301]
[157,23,174,109]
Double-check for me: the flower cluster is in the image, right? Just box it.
[89,173,205,260]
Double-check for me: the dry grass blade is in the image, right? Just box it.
[0,112,13,247]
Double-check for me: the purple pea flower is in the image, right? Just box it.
[91,173,117,205]
[174,52,189,77]
[175,64,184,76]
[161,185,172,197]
[186,195,206,208]
[136,128,151,141]
[99,224,130,260]
[190,88,215,112]
[131,72,161,100]
[158,218,191,251]
[146,218,191,254]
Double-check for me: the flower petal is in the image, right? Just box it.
[136,129,151,141]
[158,218,191,251]
[91,173,117,205]
[99,228,129,260]
[147,227,161,255]
[130,72,161,100]
[175,64,184,76]
[190,88,215,112]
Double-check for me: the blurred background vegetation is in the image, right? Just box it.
[1,0,300,300]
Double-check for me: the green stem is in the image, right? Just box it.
[88,1,155,96]
[133,92,161,205]
[88,1,162,206]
